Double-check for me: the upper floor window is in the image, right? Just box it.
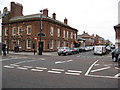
[27,25,32,35]
[5,28,8,36]
[63,30,65,38]
[12,27,16,36]
[57,28,60,37]
[50,27,54,36]
[74,33,77,39]
[67,31,69,38]
[18,26,22,35]
[71,32,73,39]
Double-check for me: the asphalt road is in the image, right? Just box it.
[1,51,120,88]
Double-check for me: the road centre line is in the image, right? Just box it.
[3,65,14,68]
[48,70,62,74]
[31,69,43,72]
[23,66,32,68]
[10,64,20,67]
[36,67,47,70]
[91,66,111,73]
[17,67,28,70]
[85,60,99,76]
[65,72,80,76]
[51,69,65,71]
[67,70,82,73]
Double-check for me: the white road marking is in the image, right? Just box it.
[17,67,28,70]
[114,73,120,77]
[85,60,99,76]
[36,67,47,70]
[31,69,43,72]
[55,60,73,64]
[65,72,80,76]
[10,64,20,67]
[51,69,65,71]
[94,64,100,66]
[115,67,120,70]
[67,70,82,73]
[48,70,62,74]
[3,65,14,68]
[91,67,111,73]
[23,66,32,68]
[86,74,120,79]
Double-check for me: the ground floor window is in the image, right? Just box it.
[26,38,31,49]
[57,41,60,48]
[49,40,54,49]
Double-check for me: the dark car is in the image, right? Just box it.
[111,48,120,62]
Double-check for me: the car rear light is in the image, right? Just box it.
[64,50,66,51]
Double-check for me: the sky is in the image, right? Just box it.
[0,0,120,44]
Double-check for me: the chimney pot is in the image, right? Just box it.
[43,8,48,17]
[52,13,56,19]
[64,17,68,24]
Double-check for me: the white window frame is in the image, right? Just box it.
[57,41,60,48]
[12,27,16,36]
[63,30,65,38]
[74,33,76,39]
[71,32,73,39]
[18,26,22,35]
[57,28,60,37]
[49,40,54,49]
[5,28,8,36]
[27,25,32,35]
[67,31,69,38]
[50,27,54,36]
[26,38,31,49]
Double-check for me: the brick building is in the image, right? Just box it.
[77,31,94,46]
[114,24,120,48]
[2,2,78,52]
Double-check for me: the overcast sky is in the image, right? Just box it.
[0,0,119,44]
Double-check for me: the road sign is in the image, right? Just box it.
[38,33,45,37]
[34,37,38,40]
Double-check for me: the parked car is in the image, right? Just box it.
[57,47,72,56]
[111,48,120,62]
[94,45,106,55]
[70,48,76,54]
[106,46,111,51]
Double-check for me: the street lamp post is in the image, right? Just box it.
[38,10,43,55]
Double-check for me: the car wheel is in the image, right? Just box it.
[58,54,61,56]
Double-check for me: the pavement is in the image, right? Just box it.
[7,51,58,56]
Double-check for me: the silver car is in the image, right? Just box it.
[57,47,72,56]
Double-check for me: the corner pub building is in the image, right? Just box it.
[2,2,78,52]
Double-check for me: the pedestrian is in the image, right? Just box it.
[2,43,6,56]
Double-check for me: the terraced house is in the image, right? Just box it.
[2,2,78,52]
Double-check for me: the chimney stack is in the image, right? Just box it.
[64,17,68,24]
[43,8,48,17]
[3,7,8,14]
[10,2,23,17]
[52,13,56,19]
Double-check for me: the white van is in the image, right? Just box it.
[94,46,106,55]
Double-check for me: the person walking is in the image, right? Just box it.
[2,43,6,56]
